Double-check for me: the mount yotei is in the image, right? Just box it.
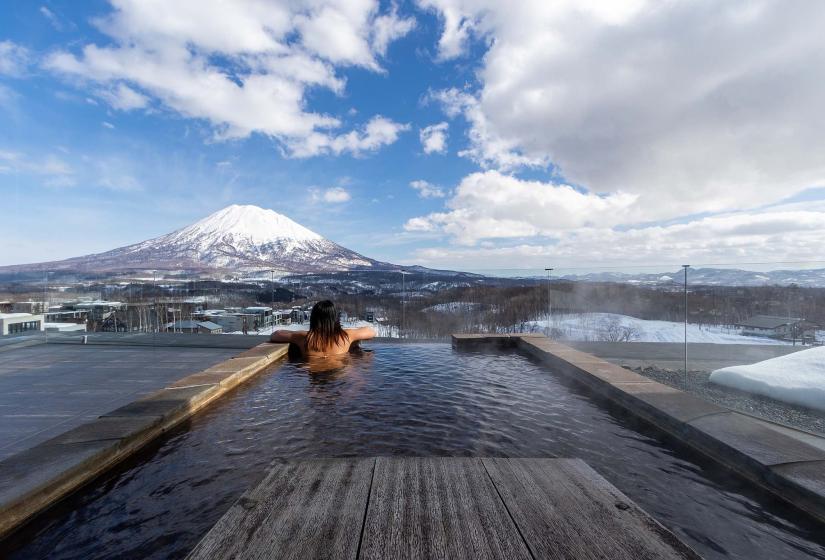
[4,205,401,275]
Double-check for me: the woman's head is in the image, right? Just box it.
[306,300,348,351]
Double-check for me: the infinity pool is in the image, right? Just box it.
[8,343,825,559]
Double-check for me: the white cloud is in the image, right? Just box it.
[0,41,30,76]
[417,0,475,60]
[410,179,445,198]
[428,88,546,169]
[43,0,412,156]
[40,6,65,31]
[289,116,409,158]
[406,171,637,244]
[419,122,448,154]
[312,186,352,203]
[98,83,149,111]
[0,150,75,185]
[411,208,825,269]
[372,7,416,56]
[423,1,825,221]
[102,121,115,129]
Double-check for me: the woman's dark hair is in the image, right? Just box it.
[306,300,349,352]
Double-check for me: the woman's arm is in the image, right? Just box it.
[346,326,376,342]
[269,330,306,344]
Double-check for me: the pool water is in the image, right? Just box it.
[8,343,825,559]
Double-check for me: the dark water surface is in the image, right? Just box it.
[8,343,825,559]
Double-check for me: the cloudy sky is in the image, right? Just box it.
[2,0,825,271]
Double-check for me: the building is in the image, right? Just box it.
[163,320,223,334]
[272,310,291,325]
[242,306,274,328]
[12,301,48,314]
[45,310,89,324]
[72,301,127,322]
[0,313,45,336]
[290,307,309,324]
[736,315,819,343]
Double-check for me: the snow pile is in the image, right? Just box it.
[521,313,790,345]
[710,347,825,412]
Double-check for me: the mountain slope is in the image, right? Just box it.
[3,205,395,274]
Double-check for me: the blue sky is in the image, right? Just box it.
[2,1,825,271]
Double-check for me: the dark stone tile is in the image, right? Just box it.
[49,416,163,445]
[688,412,825,466]
[0,440,116,505]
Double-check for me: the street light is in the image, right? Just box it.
[270,269,275,330]
[400,269,407,339]
[682,264,689,387]
[544,268,553,337]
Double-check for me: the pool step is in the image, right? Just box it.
[187,457,700,560]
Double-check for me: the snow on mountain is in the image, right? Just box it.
[3,204,394,274]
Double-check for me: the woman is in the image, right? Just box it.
[269,300,375,358]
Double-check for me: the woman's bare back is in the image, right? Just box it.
[270,326,375,358]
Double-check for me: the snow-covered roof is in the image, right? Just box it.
[0,312,39,319]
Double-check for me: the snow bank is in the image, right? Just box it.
[710,347,825,412]
[520,313,790,345]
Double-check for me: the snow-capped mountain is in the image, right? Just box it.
[3,205,395,274]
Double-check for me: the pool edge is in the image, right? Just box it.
[0,342,289,542]
[452,333,825,525]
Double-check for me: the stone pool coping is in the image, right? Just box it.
[0,342,289,541]
[453,333,825,524]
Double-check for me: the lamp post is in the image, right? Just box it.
[401,269,407,340]
[270,269,275,330]
[544,268,553,337]
[682,264,689,387]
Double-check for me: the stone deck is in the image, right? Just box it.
[0,344,239,461]
[0,341,289,541]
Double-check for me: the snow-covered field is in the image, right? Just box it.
[519,312,791,345]
[710,347,825,412]
[423,302,481,313]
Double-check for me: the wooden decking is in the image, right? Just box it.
[187,457,699,560]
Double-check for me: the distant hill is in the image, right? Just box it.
[559,267,825,288]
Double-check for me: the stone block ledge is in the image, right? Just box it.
[452,333,825,524]
[0,342,289,542]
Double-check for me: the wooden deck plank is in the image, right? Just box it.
[186,457,375,560]
[358,457,532,560]
[482,458,700,560]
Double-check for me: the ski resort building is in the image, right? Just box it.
[0,312,44,336]
[736,315,819,343]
